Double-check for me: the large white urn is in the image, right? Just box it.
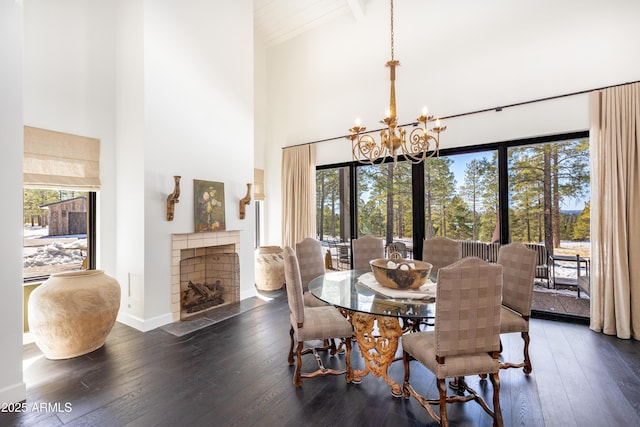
[28,270,121,359]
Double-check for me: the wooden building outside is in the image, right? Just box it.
[39,196,87,236]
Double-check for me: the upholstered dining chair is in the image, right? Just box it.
[422,236,462,273]
[283,246,353,387]
[402,257,504,427]
[352,235,385,269]
[497,242,537,374]
[295,238,329,308]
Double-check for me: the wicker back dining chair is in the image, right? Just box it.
[422,236,462,273]
[402,257,504,427]
[283,246,353,387]
[352,235,384,270]
[497,242,537,374]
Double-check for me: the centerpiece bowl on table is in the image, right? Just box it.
[369,259,433,290]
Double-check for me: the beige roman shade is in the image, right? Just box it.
[254,168,265,201]
[23,126,101,190]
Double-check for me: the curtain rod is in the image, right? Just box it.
[283,79,640,149]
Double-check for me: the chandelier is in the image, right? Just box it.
[347,0,446,164]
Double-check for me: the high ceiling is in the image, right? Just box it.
[254,0,366,47]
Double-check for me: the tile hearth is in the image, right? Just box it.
[160,297,266,337]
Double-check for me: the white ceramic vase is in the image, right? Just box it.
[28,269,121,359]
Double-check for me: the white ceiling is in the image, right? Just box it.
[254,0,366,47]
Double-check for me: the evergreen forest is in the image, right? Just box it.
[317,139,590,252]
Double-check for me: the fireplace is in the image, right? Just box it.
[171,231,241,321]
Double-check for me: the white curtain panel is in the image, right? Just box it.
[589,82,640,340]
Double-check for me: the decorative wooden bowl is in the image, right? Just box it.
[369,259,433,290]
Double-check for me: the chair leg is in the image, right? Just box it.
[522,331,532,374]
[402,351,411,398]
[288,326,295,365]
[499,332,533,374]
[489,372,504,427]
[437,378,449,427]
[293,341,304,387]
[344,336,353,383]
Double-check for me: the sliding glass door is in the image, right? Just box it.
[315,131,590,319]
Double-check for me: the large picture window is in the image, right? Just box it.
[315,131,590,319]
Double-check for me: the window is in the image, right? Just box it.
[23,189,95,282]
[254,200,264,248]
[424,152,499,242]
[22,126,101,282]
[316,166,351,243]
[507,137,590,307]
[357,161,412,245]
[316,131,590,319]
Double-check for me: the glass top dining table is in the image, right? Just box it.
[308,269,436,320]
[308,268,437,397]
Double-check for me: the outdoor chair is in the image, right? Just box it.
[329,239,351,270]
[402,257,504,427]
[283,246,353,387]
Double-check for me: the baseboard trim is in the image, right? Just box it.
[0,381,27,405]
[116,312,173,332]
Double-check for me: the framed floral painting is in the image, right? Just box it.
[194,180,226,232]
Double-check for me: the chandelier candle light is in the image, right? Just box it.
[347,0,446,164]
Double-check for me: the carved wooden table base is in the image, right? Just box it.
[350,311,404,397]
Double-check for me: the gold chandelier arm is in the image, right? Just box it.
[352,133,386,164]
[404,127,439,163]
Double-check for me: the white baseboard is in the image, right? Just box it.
[240,288,257,301]
[116,312,173,332]
[0,381,26,405]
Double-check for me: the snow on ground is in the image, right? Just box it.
[23,226,49,238]
[23,226,86,268]
[23,241,87,267]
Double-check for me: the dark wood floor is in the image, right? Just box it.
[6,290,640,427]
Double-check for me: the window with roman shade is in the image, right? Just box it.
[22,126,99,281]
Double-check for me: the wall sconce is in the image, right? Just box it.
[166,176,181,221]
[239,183,252,219]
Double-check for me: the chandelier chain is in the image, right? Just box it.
[390,0,395,61]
